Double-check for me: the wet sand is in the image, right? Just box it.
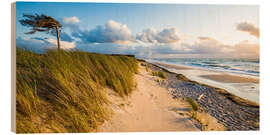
[200,74,259,83]
[155,62,192,70]
[153,61,259,103]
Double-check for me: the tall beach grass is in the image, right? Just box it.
[16,48,138,133]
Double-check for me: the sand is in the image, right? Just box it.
[99,64,225,132]
[99,66,199,132]
[200,74,259,83]
[145,62,259,130]
[153,62,260,103]
[155,62,191,70]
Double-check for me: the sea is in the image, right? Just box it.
[147,58,259,77]
[143,58,260,103]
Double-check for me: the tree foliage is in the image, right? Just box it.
[20,14,62,34]
[19,13,62,50]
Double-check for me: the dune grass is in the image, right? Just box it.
[16,48,138,133]
[185,97,200,111]
[152,71,167,79]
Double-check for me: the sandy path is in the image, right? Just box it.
[99,65,199,132]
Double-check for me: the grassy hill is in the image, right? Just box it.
[16,48,138,133]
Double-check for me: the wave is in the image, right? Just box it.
[149,58,260,77]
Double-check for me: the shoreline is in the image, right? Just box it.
[139,60,259,130]
[145,59,259,78]
[144,60,259,107]
[145,60,259,104]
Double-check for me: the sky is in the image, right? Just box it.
[16,2,260,58]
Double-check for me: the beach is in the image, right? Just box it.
[100,62,224,132]
[152,61,260,104]
[14,3,261,133]
[100,61,259,131]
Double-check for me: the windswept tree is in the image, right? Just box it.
[19,14,62,50]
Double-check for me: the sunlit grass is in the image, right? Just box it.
[16,48,138,133]
[152,71,167,79]
[185,97,200,111]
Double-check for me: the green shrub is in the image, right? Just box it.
[185,97,200,111]
[146,67,149,72]
[176,74,190,82]
[140,63,147,66]
[16,48,138,133]
[152,71,167,79]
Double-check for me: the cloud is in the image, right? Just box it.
[47,38,75,50]
[17,37,50,53]
[236,22,259,38]
[72,20,135,44]
[198,36,212,41]
[16,37,75,53]
[188,37,228,54]
[132,37,259,58]
[69,34,259,58]
[59,32,74,42]
[76,43,137,55]
[183,37,259,58]
[63,16,80,24]
[50,31,74,42]
[232,40,260,58]
[136,27,181,44]
[18,35,259,58]
[17,19,259,58]
[31,37,75,50]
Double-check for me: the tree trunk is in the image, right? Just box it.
[56,26,60,51]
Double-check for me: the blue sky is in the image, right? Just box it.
[16,2,260,58]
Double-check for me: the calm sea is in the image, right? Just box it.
[149,58,259,77]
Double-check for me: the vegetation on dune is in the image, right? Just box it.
[140,63,147,67]
[184,97,204,129]
[140,63,150,72]
[185,97,200,111]
[176,74,191,82]
[152,71,167,79]
[16,48,138,133]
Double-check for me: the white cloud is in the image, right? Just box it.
[16,37,75,52]
[17,19,259,59]
[47,38,76,50]
[16,37,50,53]
[232,40,260,58]
[136,27,181,44]
[236,22,259,38]
[72,20,136,44]
[131,37,260,58]
[17,35,259,58]
[183,37,259,58]
[63,16,80,24]
[189,37,227,54]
